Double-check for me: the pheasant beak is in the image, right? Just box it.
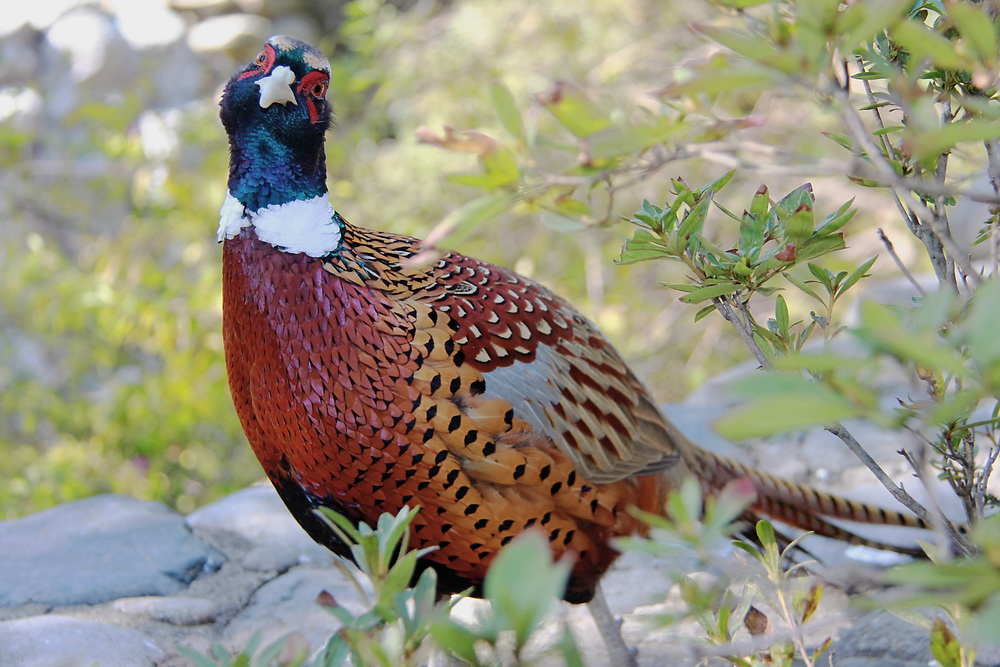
[256,66,298,108]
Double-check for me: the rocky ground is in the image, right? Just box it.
[3,391,999,667]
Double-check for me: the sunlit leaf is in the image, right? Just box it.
[491,80,525,142]
[536,81,611,137]
[890,18,975,72]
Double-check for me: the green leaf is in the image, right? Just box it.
[428,617,482,664]
[491,81,525,142]
[750,183,769,219]
[795,234,847,262]
[783,272,825,306]
[891,19,975,71]
[929,617,963,667]
[815,198,856,236]
[678,192,713,239]
[693,24,783,66]
[774,294,790,338]
[619,229,673,265]
[948,2,998,64]
[837,0,911,49]
[694,304,717,322]
[483,531,571,649]
[680,283,742,303]
[775,183,815,217]
[701,170,736,197]
[661,66,774,97]
[854,300,968,376]
[906,118,1000,162]
[584,120,678,162]
[782,203,815,247]
[715,378,862,439]
[537,81,611,137]
[423,193,518,247]
[839,255,877,296]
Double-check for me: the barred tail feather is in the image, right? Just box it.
[684,446,929,555]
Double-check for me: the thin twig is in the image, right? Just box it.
[876,228,926,297]
[713,296,772,370]
[824,423,935,527]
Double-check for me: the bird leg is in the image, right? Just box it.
[587,584,637,667]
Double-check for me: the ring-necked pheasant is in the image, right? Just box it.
[219,35,925,656]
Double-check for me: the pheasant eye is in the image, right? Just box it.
[312,82,327,97]
[255,51,267,65]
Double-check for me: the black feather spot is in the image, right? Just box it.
[512,464,526,480]
[590,499,599,513]
[422,428,435,443]
[549,482,562,495]
[425,404,438,420]
[448,415,461,432]
[455,486,469,500]
[501,536,513,546]
[411,453,424,465]
[435,450,449,464]
[474,518,488,529]
[541,512,551,525]
[563,530,575,545]
[549,529,560,541]
[482,441,496,457]
[464,430,478,446]
[430,374,442,394]
[567,471,576,486]
[440,523,453,533]
[498,519,514,532]
[449,376,462,394]
[539,465,551,480]
[444,469,460,488]
[464,504,479,516]
[453,349,465,366]
[417,481,430,490]
[444,339,455,355]
[470,378,486,395]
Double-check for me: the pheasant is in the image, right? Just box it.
[219,35,925,657]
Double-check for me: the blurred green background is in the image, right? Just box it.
[0,0,922,518]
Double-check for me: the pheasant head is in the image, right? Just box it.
[218,35,340,257]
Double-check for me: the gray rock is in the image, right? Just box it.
[223,566,370,654]
[111,595,218,625]
[0,614,163,666]
[187,485,334,569]
[0,494,224,606]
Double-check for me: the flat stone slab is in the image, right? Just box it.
[0,614,164,666]
[0,494,224,606]
[187,485,334,571]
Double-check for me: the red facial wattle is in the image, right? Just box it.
[297,70,329,125]
[237,44,277,81]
